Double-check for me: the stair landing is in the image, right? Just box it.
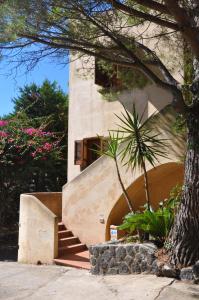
[54,251,90,270]
[54,222,90,270]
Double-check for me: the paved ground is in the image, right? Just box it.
[0,262,199,300]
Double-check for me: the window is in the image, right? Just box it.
[95,59,122,89]
[74,136,108,170]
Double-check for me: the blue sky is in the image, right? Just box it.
[0,58,69,117]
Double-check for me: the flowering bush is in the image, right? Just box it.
[0,120,63,166]
[0,119,66,227]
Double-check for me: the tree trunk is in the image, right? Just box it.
[170,104,199,267]
[169,1,199,268]
[114,157,134,212]
[141,160,151,211]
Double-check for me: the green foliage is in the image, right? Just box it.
[0,80,68,227]
[96,60,148,101]
[172,114,186,135]
[97,131,120,159]
[119,206,173,243]
[11,80,68,133]
[119,185,182,244]
[116,104,168,169]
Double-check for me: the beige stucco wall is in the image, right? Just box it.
[18,193,60,264]
[32,192,62,221]
[68,57,175,181]
[63,106,185,246]
[106,162,184,240]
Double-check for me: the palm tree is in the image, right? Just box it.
[97,131,134,212]
[116,104,168,211]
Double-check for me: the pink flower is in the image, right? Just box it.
[0,120,8,127]
[24,127,52,137]
[24,128,39,135]
[0,131,8,138]
[8,138,14,143]
[31,152,36,158]
[43,143,52,151]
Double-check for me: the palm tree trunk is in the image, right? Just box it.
[114,157,134,212]
[141,159,151,211]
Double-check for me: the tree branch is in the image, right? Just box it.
[78,5,186,112]
[106,0,179,31]
[130,0,171,15]
[164,0,199,58]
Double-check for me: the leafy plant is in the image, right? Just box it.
[119,185,182,245]
[119,205,173,245]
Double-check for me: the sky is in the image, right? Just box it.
[0,58,69,117]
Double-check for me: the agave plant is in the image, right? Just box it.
[115,104,168,211]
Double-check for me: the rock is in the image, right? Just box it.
[141,260,148,272]
[143,243,157,251]
[99,257,108,269]
[99,245,108,254]
[126,245,135,257]
[134,244,140,253]
[139,245,150,255]
[101,250,112,261]
[155,261,164,276]
[109,257,117,268]
[125,255,133,265]
[161,264,180,278]
[131,262,141,274]
[147,253,156,265]
[107,268,118,275]
[116,247,126,261]
[91,265,100,275]
[109,245,116,255]
[119,262,130,274]
[93,248,99,258]
[193,261,199,282]
[88,242,157,275]
[151,260,158,274]
[90,257,97,266]
[180,267,194,281]
[135,253,142,263]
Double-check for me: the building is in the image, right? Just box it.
[18,44,185,265]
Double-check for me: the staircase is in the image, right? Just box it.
[54,222,90,270]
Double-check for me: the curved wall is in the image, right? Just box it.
[105,162,184,240]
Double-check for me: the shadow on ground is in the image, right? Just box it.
[0,230,18,261]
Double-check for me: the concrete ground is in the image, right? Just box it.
[0,262,199,300]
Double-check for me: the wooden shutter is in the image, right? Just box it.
[74,140,83,165]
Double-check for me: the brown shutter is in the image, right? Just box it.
[74,140,83,165]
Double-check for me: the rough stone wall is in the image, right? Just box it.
[89,242,199,283]
[89,242,157,275]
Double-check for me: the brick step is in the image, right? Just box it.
[54,251,90,270]
[58,243,87,256]
[58,236,80,247]
[58,230,73,239]
[58,222,66,231]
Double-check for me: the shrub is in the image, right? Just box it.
[119,185,182,245]
[0,119,65,227]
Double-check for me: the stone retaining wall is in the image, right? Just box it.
[89,242,199,283]
[89,242,158,275]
